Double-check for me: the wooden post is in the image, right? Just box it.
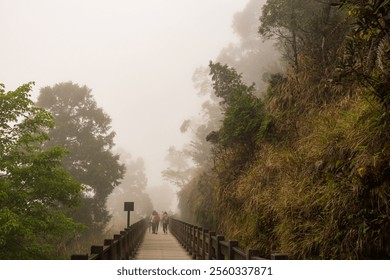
[246,249,261,259]
[201,229,209,260]
[91,245,104,260]
[71,254,89,260]
[192,226,198,259]
[228,240,239,260]
[215,235,225,260]
[208,231,216,260]
[271,253,289,260]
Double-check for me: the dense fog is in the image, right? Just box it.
[0,0,277,229]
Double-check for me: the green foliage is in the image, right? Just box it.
[220,93,267,147]
[176,61,271,229]
[176,0,390,260]
[209,61,255,106]
[217,1,390,259]
[336,0,390,109]
[260,0,348,78]
[36,82,125,235]
[207,62,270,164]
[0,83,83,259]
[172,67,223,224]
[176,169,217,229]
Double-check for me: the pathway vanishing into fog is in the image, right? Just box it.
[135,230,191,260]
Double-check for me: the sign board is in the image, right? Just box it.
[124,202,134,212]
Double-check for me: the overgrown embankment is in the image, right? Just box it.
[177,0,390,259]
[217,74,390,259]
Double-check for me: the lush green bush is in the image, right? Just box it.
[0,83,83,259]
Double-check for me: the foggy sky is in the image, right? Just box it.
[0,0,249,189]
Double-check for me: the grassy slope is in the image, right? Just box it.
[217,75,390,259]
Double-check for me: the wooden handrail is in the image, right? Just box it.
[71,216,288,260]
[169,217,288,260]
[71,217,148,260]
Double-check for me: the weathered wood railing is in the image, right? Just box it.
[169,217,288,260]
[71,217,148,260]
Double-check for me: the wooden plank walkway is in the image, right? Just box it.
[134,230,192,260]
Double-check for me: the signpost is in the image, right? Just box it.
[124,202,134,228]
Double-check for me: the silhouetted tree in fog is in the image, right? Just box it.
[162,146,194,189]
[107,153,153,231]
[36,82,125,236]
[259,0,347,78]
[217,0,279,93]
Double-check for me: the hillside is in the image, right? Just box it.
[176,0,390,259]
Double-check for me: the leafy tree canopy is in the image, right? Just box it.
[36,82,125,234]
[208,62,269,151]
[0,83,83,259]
[260,0,347,76]
[336,0,390,109]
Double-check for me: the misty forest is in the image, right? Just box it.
[1,0,390,260]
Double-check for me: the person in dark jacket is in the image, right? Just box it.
[162,211,169,234]
[150,210,160,234]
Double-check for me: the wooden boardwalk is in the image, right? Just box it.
[134,230,192,260]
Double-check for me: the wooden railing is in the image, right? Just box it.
[71,217,148,260]
[169,217,288,260]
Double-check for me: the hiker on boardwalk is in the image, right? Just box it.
[150,210,160,234]
[162,211,169,234]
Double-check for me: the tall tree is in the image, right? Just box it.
[172,67,222,224]
[259,0,347,77]
[217,0,280,94]
[208,62,269,145]
[259,0,303,72]
[36,82,125,235]
[162,146,194,189]
[0,83,82,259]
[207,62,270,181]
